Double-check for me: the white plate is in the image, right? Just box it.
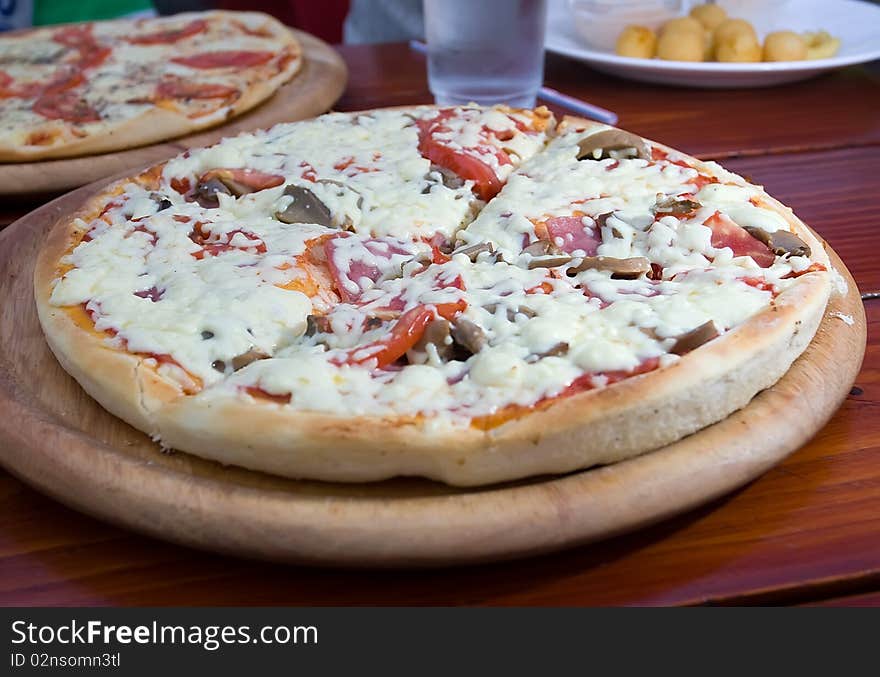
[545,0,880,88]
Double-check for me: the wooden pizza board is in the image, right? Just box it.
[0,181,867,567]
[0,29,347,197]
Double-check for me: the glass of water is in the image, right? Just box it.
[424,0,548,108]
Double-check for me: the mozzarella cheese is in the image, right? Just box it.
[163,109,484,240]
[49,108,822,427]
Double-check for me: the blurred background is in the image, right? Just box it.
[4,0,879,47]
[0,0,429,43]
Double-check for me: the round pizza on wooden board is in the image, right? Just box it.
[34,105,838,487]
[0,11,302,162]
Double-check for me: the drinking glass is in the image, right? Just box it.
[424,0,548,108]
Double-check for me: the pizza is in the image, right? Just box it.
[34,105,833,486]
[0,11,301,162]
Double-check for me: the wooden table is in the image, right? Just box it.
[1,44,878,606]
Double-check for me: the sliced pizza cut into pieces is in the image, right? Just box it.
[35,107,833,487]
[39,165,336,408]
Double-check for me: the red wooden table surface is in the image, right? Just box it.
[1,44,878,606]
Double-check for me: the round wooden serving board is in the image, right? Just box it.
[0,181,867,567]
[0,29,347,197]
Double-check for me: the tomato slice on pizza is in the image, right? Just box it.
[170,50,276,69]
[417,106,553,200]
[155,77,239,103]
[127,18,208,45]
[704,211,775,267]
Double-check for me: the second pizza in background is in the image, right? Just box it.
[0,11,302,162]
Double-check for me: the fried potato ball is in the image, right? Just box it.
[656,29,705,62]
[609,12,840,64]
[803,30,841,59]
[714,18,758,44]
[689,3,727,31]
[703,31,714,60]
[615,25,658,59]
[660,16,704,36]
[715,31,762,62]
[763,31,807,61]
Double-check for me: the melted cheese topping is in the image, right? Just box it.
[162,108,486,240]
[423,106,549,182]
[49,108,823,428]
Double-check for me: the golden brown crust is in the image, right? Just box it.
[34,181,145,433]
[35,112,833,486]
[0,11,302,163]
[153,263,829,485]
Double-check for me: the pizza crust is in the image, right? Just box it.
[34,115,834,486]
[152,243,829,486]
[33,172,187,435]
[0,11,302,162]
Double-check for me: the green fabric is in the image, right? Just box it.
[34,0,154,26]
